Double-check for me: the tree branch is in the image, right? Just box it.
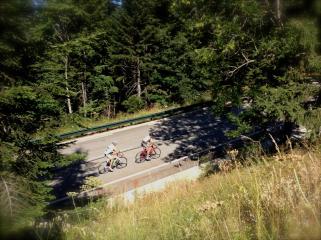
[226,52,255,78]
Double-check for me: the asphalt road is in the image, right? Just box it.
[55,107,235,197]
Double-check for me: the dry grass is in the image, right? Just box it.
[39,148,321,240]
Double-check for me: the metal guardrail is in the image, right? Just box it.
[57,102,210,141]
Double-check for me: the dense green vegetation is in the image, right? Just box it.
[0,0,320,238]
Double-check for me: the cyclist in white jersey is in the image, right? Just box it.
[104,141,119,171]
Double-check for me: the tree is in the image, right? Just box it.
[33,0,118,115]
[0,0,35,87]
[0,86,65,211]
[33,0,91,114]
[107,0,170,105]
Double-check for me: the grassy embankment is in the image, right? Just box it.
[36,92,213,138]
[37,144,321,240]
[34,104,175,139]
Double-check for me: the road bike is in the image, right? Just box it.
[98,152,128,174]
[135,144,161,163]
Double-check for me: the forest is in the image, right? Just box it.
[0,0,320,237]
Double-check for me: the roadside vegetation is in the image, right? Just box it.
[38,103,175,137]
[37,91,211,137]
[27,144,321,240]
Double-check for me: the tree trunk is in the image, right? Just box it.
[81,81,87,117]
[276,0,282,24]
[136,58,141,98]
[107,103,111,119]
[64,56,72,114]
[81,61,87,117]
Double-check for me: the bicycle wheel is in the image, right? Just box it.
[98,161,108,174]
[116,157,127,169]
[135,151,145,163]
[150,147,161,159]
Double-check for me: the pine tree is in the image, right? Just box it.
[107,0,172,109]
[0,0,34,87]
[33,0,117,115]
[0,85,65,214]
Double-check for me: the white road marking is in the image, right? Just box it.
[49,156,189,205]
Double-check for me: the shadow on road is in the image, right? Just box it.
[151,108,235,162]
[51,150,99,200]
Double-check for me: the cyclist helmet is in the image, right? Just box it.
[112,141,118,146]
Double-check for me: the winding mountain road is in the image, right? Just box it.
[54,107,235,199]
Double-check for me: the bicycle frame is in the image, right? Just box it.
[106,152,122,166]
[100,152,127,172]
[141,144,156,156]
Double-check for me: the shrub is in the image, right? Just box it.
[122,96,145,113]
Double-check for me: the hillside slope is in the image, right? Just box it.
[40,147,321,240]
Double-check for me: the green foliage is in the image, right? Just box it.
[0,85,74,220]
[122,95,145,113]
[255,83,317,122]
[0,86,60,136]
[0,0,34,86]
[1,0,320,119]
[80,176,102,192]
[226,112,252,138]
